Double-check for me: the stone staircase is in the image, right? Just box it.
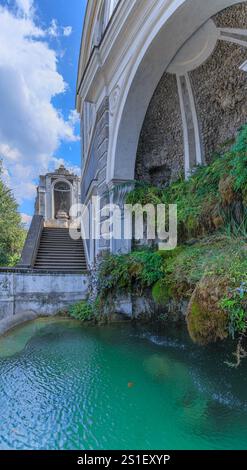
[34,228,87,273]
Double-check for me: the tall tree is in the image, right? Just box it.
[0,160,26,266]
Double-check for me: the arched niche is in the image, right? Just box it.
[52,180,72,220]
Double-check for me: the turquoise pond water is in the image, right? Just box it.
[0,318,247,450]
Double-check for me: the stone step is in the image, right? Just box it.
[40,241,82,243]
[37,254,85,258]
[39,239,83,242]
[34,227,87,272]
[36,262,86,266]
[40,235,82,238]
[35,262,87,266]
[35,264,87,268]
[34,270,87,273]
[37,251,85,256]
[42,234,81,240]
[39,238,83,242]
[40,234,82,238]
[36,258,86,262]
[35,270,87,273]
[40,234,82,237]
[40,243,84,251]
[36,252,85,257]
[35,268,87,272]
[38,250,85,253]
[36,254,85,258]
[39,236,83,240]
[35,257,86,262]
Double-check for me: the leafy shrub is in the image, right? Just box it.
[125,180,163,205]
[69,301,93,322]
[221,285,247,338]
[230,124,247,191]
[126,125,247,241]
[94,126,247,344]
[98,249,164,297]
[96,237,247,340]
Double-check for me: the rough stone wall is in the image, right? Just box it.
[135,2,247,180]
[190,2,247,162]
[213,2,247,28]
[190,40,247,162]
[135,73,184,186]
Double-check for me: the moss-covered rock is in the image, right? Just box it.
[152,280,172,305]
[186,276,229,345]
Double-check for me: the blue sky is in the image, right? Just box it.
[0,0,87,223]
[38,0,87,165]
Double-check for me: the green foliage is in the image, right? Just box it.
[221,285,247,339]
[98,249,164,296]
[161,237,247,293]
[230,125,247,190]
[0,160,26,266]
[97,238,247,339]
[162,238,247,339]
[68,301,93,322]
[126,181,163,205]
[126,125,247,240]
[95,126,247,343]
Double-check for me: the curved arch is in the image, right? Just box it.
[107,0,242,183]
[51,178,73,219]
[93,0,108,47]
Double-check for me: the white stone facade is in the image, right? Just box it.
[77,0,247,262]
[35,165,81,227]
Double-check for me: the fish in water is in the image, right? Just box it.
[128,382,134,388]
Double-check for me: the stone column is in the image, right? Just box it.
[108,181,133,255]
[218,27,247,48]
[176,73,203,176]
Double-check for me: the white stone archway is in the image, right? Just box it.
[107,0,245,184]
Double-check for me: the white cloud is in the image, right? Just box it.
[0,2,79,206]
[68,109,80,126]
[0,143,20,161]
[16,0,34,17]
[48,19,73,38]
[63,26,72,37]
[21,212,32,227]
[48,18,59,37]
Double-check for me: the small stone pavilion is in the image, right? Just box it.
[0,164,88,336]
[35,165,81,227]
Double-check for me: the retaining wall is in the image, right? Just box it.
[0,270,89,335]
